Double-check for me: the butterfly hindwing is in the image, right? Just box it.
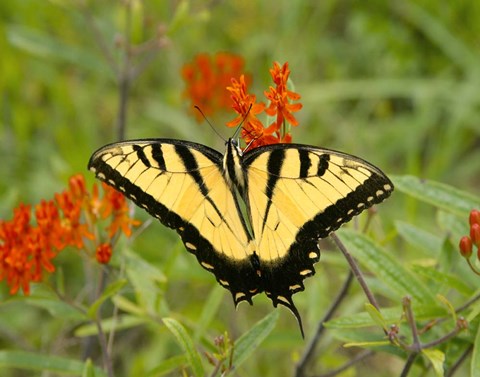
[88,139,261,306]
[242,144,393,313]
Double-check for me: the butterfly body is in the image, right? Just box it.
[89,138,393,336]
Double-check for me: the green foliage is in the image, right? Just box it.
[1,1,480,376]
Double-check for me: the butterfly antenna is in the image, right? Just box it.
[194,106,226,142]
[232,104,253,141]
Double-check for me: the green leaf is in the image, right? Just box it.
[412,266,473,296]
[145,355,186,377]
[6,24,110,76]
[436,294,457,322]
[87,279,127,319]
[23,295,86,321]
[0,351,105,376]
[82,359,96,377]
[395,220,443,257]
[344,340,391,348]
[163,317,204,377]
[392,175,480,217]
[422,349,445,377]
[124,249,167,314]
[472,321,480,377]
[326,304,446,329]
[232,310,279,369]
[365,303,387,331]
[74,314,146,337]
[337,229,436,305]
[194,284,225,341]
[466,290,480,322]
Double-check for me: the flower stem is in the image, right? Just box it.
[295,271,354,377]
[330,232,382,314]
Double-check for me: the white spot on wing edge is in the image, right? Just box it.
[201,261,214,270]
[235,292,246,301]
[276,295,291,305]
[185,242,197,251]
[299,269,312,276]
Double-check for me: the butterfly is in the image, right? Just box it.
[88,138,393,336]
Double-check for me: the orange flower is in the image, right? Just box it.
[226,61,302,149]
[264,61,302,130]
[226,75,266,144]
[0,174,141,295]
[98,183,141,238]
[96,243,113,264]
[182,52,247,121]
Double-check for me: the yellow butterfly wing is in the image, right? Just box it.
[243,144,393,316]
[88,139,260,306]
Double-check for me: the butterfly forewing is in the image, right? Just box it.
[88,139,261,305]
[242,144,393,313]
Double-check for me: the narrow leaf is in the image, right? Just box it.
[0,351,105,376]
[337,229,436,305]
[82,359,96,377]
[326,304,446,329]
[75,314,146,337]
[7,25,110,75]
[194,284,225,341]
[145,355,186,377]
[124,249,166,313]
[422,349,445,377]
[395,220,443,257]
[364,303,387,331]
[472,322,480,377]
[412,266,473,296]
[392,175,480,217]
[436,294,457,322]
[163,317,204,377]
[344,340,391,348]
[232,310,279,370]
[87,279,127,319]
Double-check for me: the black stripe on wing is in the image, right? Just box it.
[88,139,261,307]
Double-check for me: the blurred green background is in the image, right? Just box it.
[1,1,479,376]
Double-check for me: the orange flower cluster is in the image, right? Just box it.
[227,62,302,148]
[459,209,480,275]
[0,174,140,295]
[182,52,247,122]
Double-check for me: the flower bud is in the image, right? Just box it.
[459,236,473,258]
[96,243,113,264]
[470,209,480,227]
[471,223,480,247]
